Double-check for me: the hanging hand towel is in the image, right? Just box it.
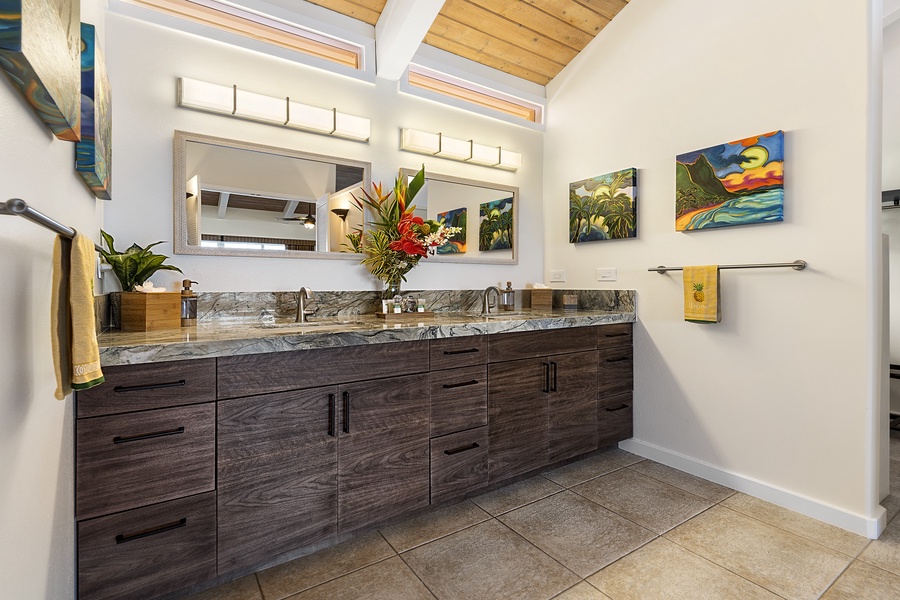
[683,265,721,323]
[52,233,104,400]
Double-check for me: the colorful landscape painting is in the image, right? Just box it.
[436,207,466,254]
[75,22,111,200]
[676,130,784,231]
[479,198,513,251]
[569,167,637,243]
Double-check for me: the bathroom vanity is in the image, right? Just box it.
[73,312,633,600]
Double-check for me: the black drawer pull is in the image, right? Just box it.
[443,379,479,389]
[443,348,479,355]
[342,391,350,434]
[606,403,631,412]
[542,362,550,393]
[115,518,187,544]
[605,356,630,363]
[444,442,480,455]
[328,393,336,437]
[113,426,185,444]
[604,332,629,338]
[114,380,186,394]
[550,361,558,392]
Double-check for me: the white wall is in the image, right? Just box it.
[545,0,883,534]
[103,13,544,293]
[0,2,106,597]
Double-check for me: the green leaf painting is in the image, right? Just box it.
[479,198,513,252]
[569,168,637,243]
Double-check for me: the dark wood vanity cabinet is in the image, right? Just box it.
[75,324,633,600]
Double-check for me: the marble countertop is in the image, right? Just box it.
[98,309,636,367]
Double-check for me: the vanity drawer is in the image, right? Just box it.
[488,326,597,363]
[598,393,633,448]
[76,358,216,418]
[76,403,216,520]
[430,366,488,437]
[598,345,633,398]
[430,336,488,371]
[430,427,489,504]
[77,491,216,600]
[597,323,633,349]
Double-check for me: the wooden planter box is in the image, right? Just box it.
[120,292,181,331]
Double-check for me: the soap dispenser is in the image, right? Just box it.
[500,281,515,311]
[181,279,198,327]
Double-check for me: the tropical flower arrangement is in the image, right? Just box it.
[344,167,460,294]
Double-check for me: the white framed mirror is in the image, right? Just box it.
[174,130,370,259]
[399,168,518,265]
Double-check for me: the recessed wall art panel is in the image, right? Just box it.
[0,0,81,141]
[569,167,637,243]
[675,130,784,231]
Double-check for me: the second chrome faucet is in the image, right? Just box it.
[295,287,315,323]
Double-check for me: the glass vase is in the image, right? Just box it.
[382,277,402,301]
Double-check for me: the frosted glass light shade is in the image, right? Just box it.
[437,134,471,160]
[401,129,440,154]
[499,149,522,171]
[334,112,371,141]
[469,142,501,166]
[287,101,335,133]
[178,78,234,113]
[235,89,286,123]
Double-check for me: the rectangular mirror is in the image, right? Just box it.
[174,130,370,259]
[399,168,518,265]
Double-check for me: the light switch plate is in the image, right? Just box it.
[597,267,617,281]
[550,270,566,282]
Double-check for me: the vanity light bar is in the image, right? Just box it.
[399,128,521,171]
[177,77,370,142]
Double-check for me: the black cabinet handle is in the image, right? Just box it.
[443,348,479,355]
[113,426,185,444]
[115,518,187,544]
[550,362,558,392]
[342,391,350,434]
[605,356,630,363]
[113,380,186,394]
[442,380,479,389]
[328,393,336,437]
[605,403,631,412]
[604,332,629,338]
[542,362,550,393]
[444,442,480,455]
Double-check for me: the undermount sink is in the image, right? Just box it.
[481,311,529,318]
[253,319,355,330]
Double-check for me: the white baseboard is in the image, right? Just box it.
[619,438,887,539]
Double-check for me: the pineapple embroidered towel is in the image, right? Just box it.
[52,233,105,400]
[683,265,721,323]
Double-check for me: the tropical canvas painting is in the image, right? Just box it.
[479,198,513,251]
[436,207,466,254]
[569,167,637,243]
[676,130,784,231]
[76,22,111,200]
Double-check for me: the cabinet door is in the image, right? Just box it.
[548,350,599,463]
[217,387,338,573]
[488,358,548,482]
[338,374,429,533]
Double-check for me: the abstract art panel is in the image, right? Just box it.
[0,0,81,140]
[676,130,784,231]
[569,167,637,243]
[75,22,111,199]
[479,198,513,252]
[436,207,466,254]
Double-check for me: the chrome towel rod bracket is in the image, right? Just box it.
[649,260,807,274]
[2,198,103,253]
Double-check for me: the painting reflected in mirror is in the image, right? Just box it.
[399,168,518,265]
[174,131,369,259]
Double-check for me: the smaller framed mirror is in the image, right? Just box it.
[399,168,518,265]
[174,131,370,259]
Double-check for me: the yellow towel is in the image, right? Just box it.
[52,233,104,400]
[683,265,721,323]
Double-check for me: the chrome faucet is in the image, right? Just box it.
[295,287,315,323]
[482,285,501,315]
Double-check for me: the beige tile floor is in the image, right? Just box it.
[187,438,900,600]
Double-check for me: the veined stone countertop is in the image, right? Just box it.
[98,309,636,367]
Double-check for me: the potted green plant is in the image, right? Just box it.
[99,230,184,331]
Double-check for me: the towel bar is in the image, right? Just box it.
[649,260,807,274]
[2,198,103,253]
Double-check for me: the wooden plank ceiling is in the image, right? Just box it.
[305,0,629,85]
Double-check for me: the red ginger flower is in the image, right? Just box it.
[389,214,428,257]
